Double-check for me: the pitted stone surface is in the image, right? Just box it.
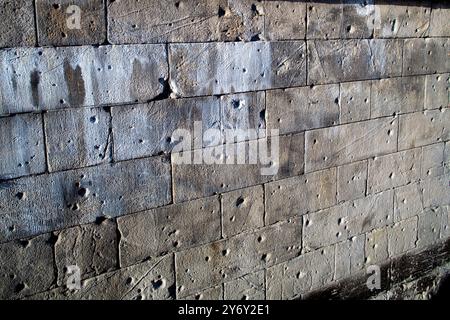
[388,217,418,257]
[365,228,388,265]
[421,143,445,178]
[403,38,450,76]
[429,4,450,37]
[0,0,35,48]
[223,271,265,300]
[425,73,449,110]
[394,182,424,222]
[337,160,367,203]
[264,1,306,40]
[335,235,365,280]
[339,80,371,124]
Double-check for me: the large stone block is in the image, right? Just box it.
[305,117,398,172]
[367,149,422,194]
[335,235,365,280]
[44,107,111,171]
[307,1,375,39]
[36,0,106,45]
[169,41,306,97]
[371,76,425,118]
[398,109,450,150]
[0,45,167,115]
[425,73,449,110]
[403,38,450,76]
[0,156,171,242]
[175,219,302,298]
[365,227,388,265]
[221,185,264,238]
[394,182,423,222]
[0,114,46,179]
[223,271,265,300]
[421,143,445,178]
[0,0,35,48]
[117,196,221,267]
[265,168,336,225]
[417,207,446,249]
[388,217,417,258]
[422,175,450,208]
[429,3,450,37]
[339,80,371,124]
[303,190,394,251]
[55,219,118,286]
[266,84,339,135]
[337,160,367,203]
[307,39,402,85]
[0,233,54,299]
[264,0,306,40]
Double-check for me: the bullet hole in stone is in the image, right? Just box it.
[108,65,112,70]
[257,236,264,243]
[20,240,30,248]
[126,277,133,285]
[131,24,137,29]
[305,220,310,227]
[15,192,25,200]
[346,25,353,33]
[103,106,111,113]
[15,283,26,293]
[52,4,60,10]
[205,256,210,262]
[38,51,43,56]
[235,196,245,208]
[61,32,67,38]
[218,6,226,17]
[71,203,80,211]
[173,241,180,248]
[152,279,164,289]
[259,109,265,122]
[8,225,15,232]
[334,98,339,104]
[195,294,202,300]
[60,99,65,104]
[261,253,268,261]
[90,116,97,123]
[222,249,229,256]
[230,216,235,222]
[241,295,249,300]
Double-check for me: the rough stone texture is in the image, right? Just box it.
[403,38,450,76]
[182,286,222,300]
[335,235,365,280]
[44,107,111,171]
[307,1,375,39]
[0,0,36,48]
[394,182,423,222]
[0,233,54,299]
[307,39,403,85]
[373,2,431,38]
[425,73,449,110]
[365,228,388,265]
[371,76,425,118]
[417,207,446,249]
[108,0,263,44]
[422,175,450,208]
[0,156,171,242]
[112,92,265,161]
[266,84,339,135]
[0,45,167,115]
[339,80,371,124]
[305,117,398,172]
[221,185,264,238]
[398,109,450,150]
[421,143,445,178]
[0,114,46,179]
[367,149,422,194]
[337,160,367,203]
[303,190,394,251]
[388,217,418,257]
[117,196,221,267]
[175,218,302,298]
[264,0,306,40]
[169,41,306,97]
[55,219,118,286]
[223,271,265,300]
[445,141,450,175]
[31,254,175,300]
[265,168,336,225]
[36,0,106,46]
[429,4,450,37]
[266,246,334,300]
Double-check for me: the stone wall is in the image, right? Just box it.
[0,0,449,300]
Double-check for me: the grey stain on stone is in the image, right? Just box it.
[63,60,86,107]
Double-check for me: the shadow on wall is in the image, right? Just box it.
[263,0,449,9]
[433,274,450,300]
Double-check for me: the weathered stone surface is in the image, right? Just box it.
[112,92,265,161]
[307,1,375,39]
[0,114,46,179]
[388,217,418,257]
[44,107,111,172]
[108,0,263,44]
[417,207,446,249]
[266,246,334,300]
[303,190,394,251]
[0,233,54,299]
[55,219,118,286]
[182,286,222,300]
[221,185,264,238]
[117,196,221,267]
[339,80,370,124]
[398,109,450,150]
[422,175,450,208]
[373,2,431,38]
[305,117,398,172]
[335,235,365,280]
[429,4,450,37]
[172,133,304,203]
[264,0,306,40]
[266,84,339,135]
[337,160,367,203]
[365,227,388,265]
[442,206,450,239]
[36,0,106,46]
[307,39,402,85]
[0,156,171,242]
[265,168,336,225]
[0,45,167,115]
[394,182,423,222]
[445,141,450,175]
[223,271,265,300]
[425,73,449,110]
[422,143,445,178]
[368,149,422,194]
[371,76,425,118]
[176,219,302,298]
[169,41,306,97]
[0,0,35,48]
[31,254,175,300]
[403,38,450,76]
